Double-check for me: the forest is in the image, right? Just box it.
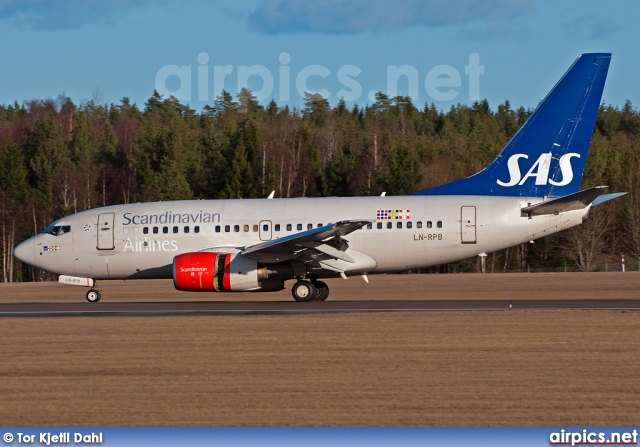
[1,89,639,282]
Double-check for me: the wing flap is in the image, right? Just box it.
[239,220,370,273]
[317,258,347,273]
[300,241,355,263]
[241,220,368,255]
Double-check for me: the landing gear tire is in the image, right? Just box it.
[312,281,329,301]
[292,280,316,302]
[86,289,101,303]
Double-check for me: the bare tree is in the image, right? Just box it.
[559,205,612,272]
[620,167,640,263]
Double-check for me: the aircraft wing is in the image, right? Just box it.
[521,186,608,216]
[240,220,370,273]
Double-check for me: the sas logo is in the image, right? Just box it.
[497,152,580,187]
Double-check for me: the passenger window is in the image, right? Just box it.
[297,224,302,231]
[275,224,281,231]
[153,227,158,234]
[133,227,139,235]
[437,221,442,228]
[427,221,432,228]
[143,227,149,234]
[163,226,168,234]
[367,222,372,229]
[244,225,249,232]
[307,223,313,230]
[318,223,323,227]
[262,224,268,231]
[234,225,239,232]
[253,225,258,232]
[387,222,392,229]
[215,226,220,233]
[185,226,190,234]
[417,221,422,229]
[195,226,200,233]
[286,224,292,231]
[377,222,382,229]
[407,221,412,229]
[397,222,402,229]
[123,228,129,235]
[225,225,230,232]
[173,226,178,233]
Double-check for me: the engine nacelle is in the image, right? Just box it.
[173,252,261,292]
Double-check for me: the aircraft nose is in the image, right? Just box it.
[13,239,34,265]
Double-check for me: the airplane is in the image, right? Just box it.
[13,53,624,303]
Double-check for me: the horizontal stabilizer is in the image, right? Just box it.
[592,192,627,206]
[521,186,607,216]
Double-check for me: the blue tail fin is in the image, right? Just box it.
[416,53,611,197]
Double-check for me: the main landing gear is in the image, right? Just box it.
[291,279,330,302]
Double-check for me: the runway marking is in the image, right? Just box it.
[0,300,639,318]
[0,309,511,318]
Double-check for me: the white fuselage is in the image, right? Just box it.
[18,195,588,281]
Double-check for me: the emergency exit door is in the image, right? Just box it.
[97,212,115,250]
[259,220,272,241]
[461,206,477,244]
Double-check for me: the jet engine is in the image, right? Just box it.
[173,252,268,292]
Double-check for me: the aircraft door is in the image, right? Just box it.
[461,206,477,244]
[259,220,272,241]
[97,212,115,250]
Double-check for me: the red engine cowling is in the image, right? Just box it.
[173,252,260,292]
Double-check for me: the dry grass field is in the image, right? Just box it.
[0,272,639,426]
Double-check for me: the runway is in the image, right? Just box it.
[3,274,640,427]
[1,299,639,317]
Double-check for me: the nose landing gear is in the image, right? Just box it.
[58,275,101,302]
[86,289,101,302]
[85,280,101,303]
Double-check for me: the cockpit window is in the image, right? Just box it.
[45,225,71,236]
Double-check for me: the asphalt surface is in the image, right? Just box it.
[1,299,639,317]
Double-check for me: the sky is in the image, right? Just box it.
[0,0,637,112]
